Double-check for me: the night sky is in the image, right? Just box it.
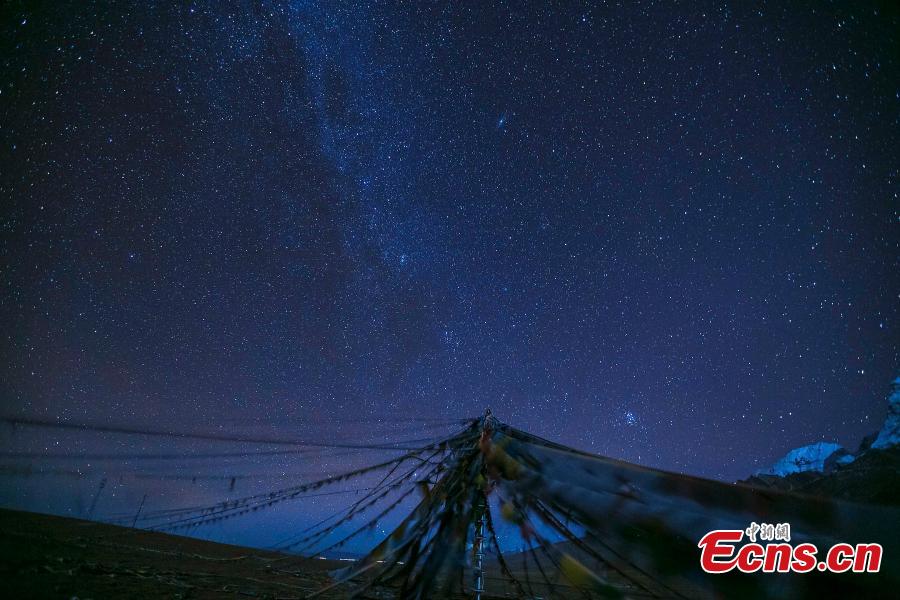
[1,2,898,551]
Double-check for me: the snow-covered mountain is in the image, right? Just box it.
[758,376,900,477]
[872,377,900,449]
[760,441,850,476]
[742,377,900,505]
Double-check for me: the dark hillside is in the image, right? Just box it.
[0,509,344,599]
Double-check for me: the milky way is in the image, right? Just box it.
[1,2,897,550]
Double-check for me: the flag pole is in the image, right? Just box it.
[473,408,493,600]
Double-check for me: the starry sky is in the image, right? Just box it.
[1,1,898,550]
